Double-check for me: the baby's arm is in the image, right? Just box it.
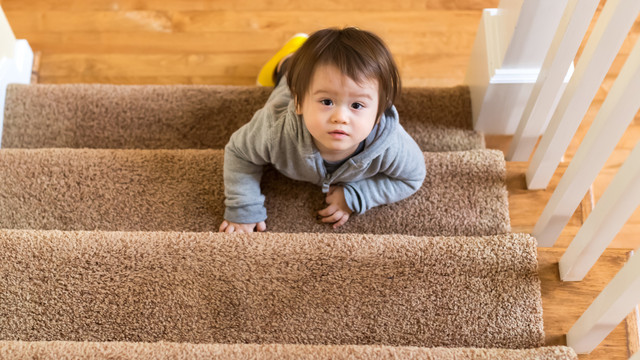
[221,108,274,233]
[343,131,426,214]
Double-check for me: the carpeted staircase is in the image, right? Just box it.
[0,84,578,359]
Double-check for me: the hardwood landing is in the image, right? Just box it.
[538,248,634,360]
[509,162,637,359]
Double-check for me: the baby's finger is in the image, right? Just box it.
[219,220,229,232]
[333,213,350,229]
[224,224,236,233]
[317,204,337,217]
[256,222,267,232]
[320,210,345,224]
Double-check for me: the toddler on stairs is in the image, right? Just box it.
[220,27,426,233]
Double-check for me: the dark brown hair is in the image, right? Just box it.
[286,27,401,121]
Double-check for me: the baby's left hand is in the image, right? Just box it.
[317,185,353,229]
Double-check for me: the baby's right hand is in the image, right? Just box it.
[219,220,267,233]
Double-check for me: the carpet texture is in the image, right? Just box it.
[0,342,578,360]
[0,148,509,236]
[0,230,543,348]
[1,84,483,151]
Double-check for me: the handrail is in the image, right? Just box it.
[525,0,640,190]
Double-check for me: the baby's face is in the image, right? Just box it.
[297,64,379,162]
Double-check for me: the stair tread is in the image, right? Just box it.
[0,148,509,236]
[0,230,542,349]
[0,341,577,359]
[2,84,483,152]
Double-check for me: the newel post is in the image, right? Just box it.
[464,0,571,135]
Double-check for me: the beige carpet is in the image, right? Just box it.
[0,148,509,235]
[0,83,577,357]
[0,230,542,349]
[2,84,483,151]
[0,342,578,359]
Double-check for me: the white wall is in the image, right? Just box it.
[0,5,34,147]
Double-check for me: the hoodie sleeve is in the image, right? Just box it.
[223,107,275,224]
[342,129,426,214]
[223,80,296,224]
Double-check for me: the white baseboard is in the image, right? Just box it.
[0,39,34,147]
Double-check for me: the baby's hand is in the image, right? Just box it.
[219,220,266,233]
[318,186,353,229]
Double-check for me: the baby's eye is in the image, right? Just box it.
[351,102,364,110]
[321,99,333,106]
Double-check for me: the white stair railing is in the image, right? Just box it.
[469,0,640,355]
[534,33,640,248]
[559,140,640,282]
[567,251,640,354]
[525,0,640,190]
[507,0,598,162]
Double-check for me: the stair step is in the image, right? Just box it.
[0,341,578,359]
[2,84,483,152]
[0,148,509,235]
[0,230,542,348]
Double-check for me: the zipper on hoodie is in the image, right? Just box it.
[321,172,331,193]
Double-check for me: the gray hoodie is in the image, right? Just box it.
[223,80,426,224]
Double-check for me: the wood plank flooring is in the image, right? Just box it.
[538,247,632,360]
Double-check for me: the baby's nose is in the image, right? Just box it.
[331,108,348,124]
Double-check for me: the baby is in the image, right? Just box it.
[220,27,426,233]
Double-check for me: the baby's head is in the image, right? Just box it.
[286,27,401,123]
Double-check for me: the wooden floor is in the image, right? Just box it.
[3,0,640,358]
[510,162,637,359]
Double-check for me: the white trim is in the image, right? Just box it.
[567,251,640,354]
[526,0,640,190]
[0,40,34,148]
[491,65,574,84]
[534,34,640,248]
